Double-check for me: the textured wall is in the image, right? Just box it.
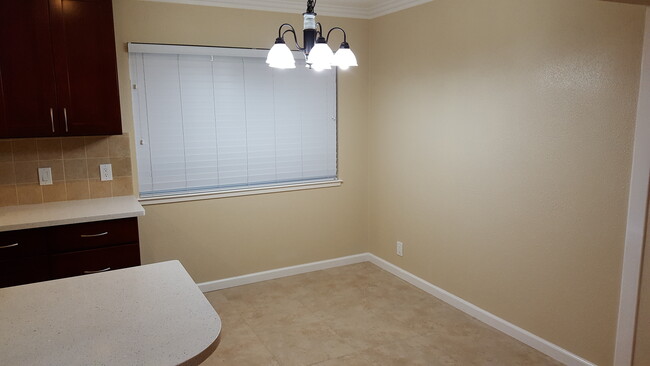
[366,0,644,364]
[112,0,369,283]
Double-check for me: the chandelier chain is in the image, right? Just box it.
[306,0,316,13]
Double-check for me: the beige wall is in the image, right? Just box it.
[110,0,646,363]
[111,0,369,283]
[367,0,644,365]
[634,200,650,366]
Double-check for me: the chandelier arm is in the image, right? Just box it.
[281,28,304,50]
[277,23,296,38]
[316,22,324,37]
[325,27,347,43]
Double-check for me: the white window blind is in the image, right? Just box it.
[129,44,337,198]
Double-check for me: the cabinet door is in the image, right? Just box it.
[0,256,50,288]
[49,217,139,253]
[0,0,59,137]
[49,0,122,136]
[0,228,47,261]
[50,243,140,279]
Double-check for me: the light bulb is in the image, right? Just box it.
[266,39,295,69]
[307,42,334,67]
[332,43,358,70]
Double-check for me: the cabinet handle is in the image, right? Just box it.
[80,232,109,238]
[63,107,69,132]
[0,243,18,249]
[83,267,111,274]
[50,108,55,132]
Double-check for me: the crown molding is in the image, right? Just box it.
[139,0,432,19]
[367,0,432,18]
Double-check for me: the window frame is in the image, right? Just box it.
[127,43,341,204]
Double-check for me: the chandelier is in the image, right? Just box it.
[265,0,358,71]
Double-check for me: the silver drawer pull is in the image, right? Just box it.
[50,107,55,132]
[84,267,111,274]
[63,107,69,132]
[80,232,109,238]
[0,243,19,249]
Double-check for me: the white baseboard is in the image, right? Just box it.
[366,254,596,366]
[198,252,596,366]
[197,253,368,292]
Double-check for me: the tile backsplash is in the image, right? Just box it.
[0,135,133,207]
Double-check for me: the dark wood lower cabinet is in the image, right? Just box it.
[50,243,140,279]
[0,218,140,288]
[0,256,50,288]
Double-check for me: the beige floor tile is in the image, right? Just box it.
[204,291,244,328]
[310,352,376,366]
[250,317,355,366]
[410,327,563,365]
[356,336,457,366]
[201,315,279,366]
[204,263,561,366]
[220,278,306,309]
[319,303,420,351]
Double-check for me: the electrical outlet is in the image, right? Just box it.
[396,241,403,257]
[38,167,53,185]
[100,164,113,181]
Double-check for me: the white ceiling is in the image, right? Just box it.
[141,0,433,19]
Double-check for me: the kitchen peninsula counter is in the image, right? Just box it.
[0,260,221,366]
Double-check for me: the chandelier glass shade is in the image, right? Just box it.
[266,41,296,69]
[266,0,357,71]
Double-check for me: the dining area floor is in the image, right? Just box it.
[201,262,562,365]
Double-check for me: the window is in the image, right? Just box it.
[128,44,338,200]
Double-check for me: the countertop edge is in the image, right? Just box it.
[180,332,222,366]
[0,196,145,232]
[0,210,145,232]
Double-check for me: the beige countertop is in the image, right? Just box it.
[0,260,221,366]
[0,196,145,232]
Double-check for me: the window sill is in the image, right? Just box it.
[138,180,343,206]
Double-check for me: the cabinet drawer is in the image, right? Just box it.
[0,229,47,260]
[0,256,50,288]
[50,243,140,279]
[50,218,139,253]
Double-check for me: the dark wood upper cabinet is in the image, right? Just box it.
[50,0,122,135]
[0,0,122,138]
[0,0,59,137]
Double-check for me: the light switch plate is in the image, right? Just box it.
[100,164,113,181]
[38,167,53,185]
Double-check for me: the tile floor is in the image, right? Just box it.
[202,262,562,366]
